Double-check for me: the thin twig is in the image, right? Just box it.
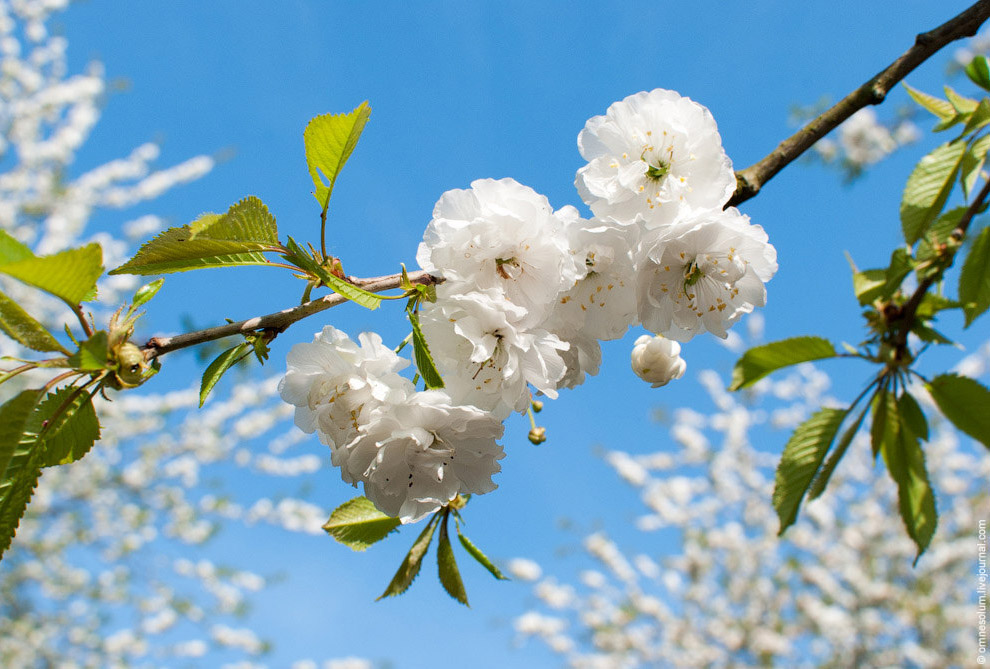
[142,269,440,359]
[728,0,990,207]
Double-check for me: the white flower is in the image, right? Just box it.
[420,289,569,420]
[553,331,602,391]
[344,390,505,523]
[575,88,735,229]
[417,178,581,325]
[838,109,897,166]
[636,207,777,341]
[278,326,413,463]
[631,334,686,388]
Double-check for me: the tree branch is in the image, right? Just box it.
[142,269,440,359]
[728,0,990,207]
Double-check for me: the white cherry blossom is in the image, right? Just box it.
[637,207,777,341]
[631,333,686,387]
[575,88,735,229]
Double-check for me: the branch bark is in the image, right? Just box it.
[728,0,990,207]
[142,270,440,359]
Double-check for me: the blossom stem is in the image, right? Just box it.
[728,0,990,206]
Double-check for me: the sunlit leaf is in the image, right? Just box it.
[0,290,67,353]
[322,496,401,551]
[199,342,251,407]
[407,306,444,389]
[729,337,838,391]
[900,140,966,245]
[959,226,990,326]
[31,386,100,467]
[67,331,109,372]
[902,84,955,120]
[0,389,43,560]
[281,237,382,310]
[304,102,371,213]
[456,525,508,581]
[961,134,990,198]
[944,85,979,114]
[131,278,165,311]
[808,402,869,500]
[378,514,438,600]
[0,243,103,306]
[965,56,990,92]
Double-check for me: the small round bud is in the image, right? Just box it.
[528,427,547,445]
[113,342,148,388]
[530,399,544,413]
[631,334,686,388]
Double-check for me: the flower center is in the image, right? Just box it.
[645,159,670,182]
[495,257,521,280]
[683,259,705,288]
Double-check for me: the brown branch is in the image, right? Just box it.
[893,175,990,348]
[728,0,990,207]
[142,269,440,359]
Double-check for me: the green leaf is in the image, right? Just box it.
[961,134,990,198]
[407,307,444,389]
[456,525,508,581]
[870,386,897,460]
[927,374,990,450]
[729,336,838,391]
[897,391,929,442]
[910,322,955,346]
[378,514,438,600]
[0,290,67,353]
[322,496,401,551]
[67,331,109,372]
[437,515,468,605]
[0,243,103,306]
[281,237,382,310]
[852,268,888,306]
[199,342,251,407]
[962,98,990,136]
[131,278,165,311]
[881,416,937,562]
[945,85,979,115]
[903,84,955,120]
[808,402,870,500]
[959,226,990,326]
[110,197,280,276]
[0,230,34,264]
[772,407,847,535]
[915,293,960,320]
[30,387,100,467]
[966,56,990,92]
[304,102,371,213]
[0,389,44,560]
[900,140,967,245]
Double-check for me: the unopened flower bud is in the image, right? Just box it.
[530,399,544,413]
[528,427,547,445]
[631,334,686,388]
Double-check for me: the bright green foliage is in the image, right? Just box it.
[0,389,44,559]
[0,241,102,306]
[808,403,869,500]
[378,514,438,600]
[199,342,251,407]
[963,99,990,136]
[67,331,109,372]
[729,336,838,390]
[130,278,165,311]
[437,515,468,605]
[900,140,966,245]
[456,525,508,581]
[406,305,444,389]
[110,197,280,276]
[31,387,100,467]
[851,268,887,306]
[959,226,990,326]
[966,56,990,92]
[772,407,846,535]
[323,496,401,551]
[304,101,371,214]
[852,249,915,306]
[944,86,978,114]
[881,412,937,562]
[927,374,990,450]
[281,237,382,310]
[0,290,67,353]
[903,83,955,120]
[870,387,897,460]
[962,134,990,197]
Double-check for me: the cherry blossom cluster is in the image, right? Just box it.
[281,88,778,523]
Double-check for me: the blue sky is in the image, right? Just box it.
[54,1,986,666]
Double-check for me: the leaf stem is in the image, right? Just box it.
[71,303,94,338]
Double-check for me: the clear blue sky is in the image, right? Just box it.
[57,1,985,666]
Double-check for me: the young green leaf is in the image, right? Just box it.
[456,525,508,581]
[199,342,251,407]
[130,278,165,311]
[897,392,929,442]
[67,331,109,372]
[961,134,990,198]
[944,85,979,114]
[959,226,990,326]
[914,293,960,320]
[900,140,967,245]
[111,197,279,276]
[962,98,990,136]
[0,390,43,484]
[378,514,438,600]
[322,496,401,551]
[926,374,990,450]
[30,387,101,467]
[0,389,44,560]
[966,56,990,92]
[0,230,34,264]
[808,402,870,500]
[281,237,382,310]
[773,407,847,535]
[304,102,371,214]
[902,84,955,120]
[870,386,897,461]
[406,307,444,389]
[729,336,838,391]
[881,418,937,563]
[910,322,955,346]
[852,268,888,306]
[0,290,68,354]
[0,243,103,306]
[437,514,468,605]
